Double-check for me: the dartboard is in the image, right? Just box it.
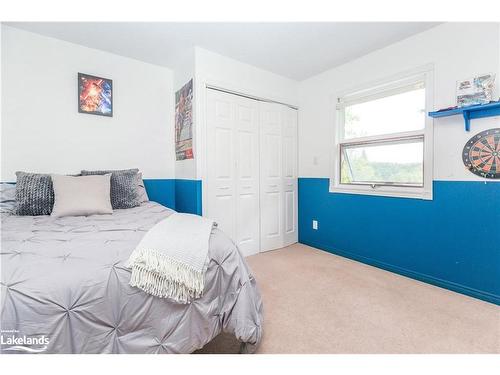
[462,128,500,179]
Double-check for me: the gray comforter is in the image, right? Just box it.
[0,202,263,353]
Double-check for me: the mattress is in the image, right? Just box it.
[0,202,263,353]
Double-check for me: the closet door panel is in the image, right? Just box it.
[284,190,295,233]
[265,191,281,235]
[206,90,237,240]
[215,128,232,179]
[234,97,260,256]
[282,107,298,246]
[283,137,294,178]
[259,102,283,251]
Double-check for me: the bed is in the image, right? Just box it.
[0,199,263,354]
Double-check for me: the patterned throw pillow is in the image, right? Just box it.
[15,171,55,216]
[137,172,149,203]
[80,169,141,209]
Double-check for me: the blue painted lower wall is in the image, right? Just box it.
[298,178,500,305]
[175,179,202,216]
[143,179,175,210]
[143,179,202,215]
[144,177,499,304]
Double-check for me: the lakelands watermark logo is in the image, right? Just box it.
[1,329,50,353]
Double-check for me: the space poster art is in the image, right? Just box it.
[175,79,194,160]
[78,73,113,116]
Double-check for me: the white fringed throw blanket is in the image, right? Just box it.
[126,213,215,303]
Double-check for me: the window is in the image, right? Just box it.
[331,68,433,199]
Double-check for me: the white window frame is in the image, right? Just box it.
[330,65,434,200]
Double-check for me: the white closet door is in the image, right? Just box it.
[259,102,284,251]
[207,89,297,255]
[206,90,260,256]
[282,107,298,246]
[206,90,237,240]
[234,96,260,256]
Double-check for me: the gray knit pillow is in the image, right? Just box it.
[80,169,141,209]
[15,171,55,216]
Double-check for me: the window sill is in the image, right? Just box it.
[329,181,433,200]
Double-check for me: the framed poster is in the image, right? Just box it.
[175,79,194,160]
[78,73,113,117]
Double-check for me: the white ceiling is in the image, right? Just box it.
[5,22,440,80]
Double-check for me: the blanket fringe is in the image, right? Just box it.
[126,249,205,304]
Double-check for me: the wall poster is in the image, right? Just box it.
[175,79,194,160]
[78,73,113,117]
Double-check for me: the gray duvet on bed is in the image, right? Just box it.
[0,202,263,353]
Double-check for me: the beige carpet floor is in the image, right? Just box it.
[197,243,500,354]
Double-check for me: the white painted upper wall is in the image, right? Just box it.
[195,47,299,107]
[1,26,175,181]
[298,22,500,181]
[195,47,299,181]
[175,47,300,180]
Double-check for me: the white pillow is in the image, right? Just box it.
[51,174,113,218]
